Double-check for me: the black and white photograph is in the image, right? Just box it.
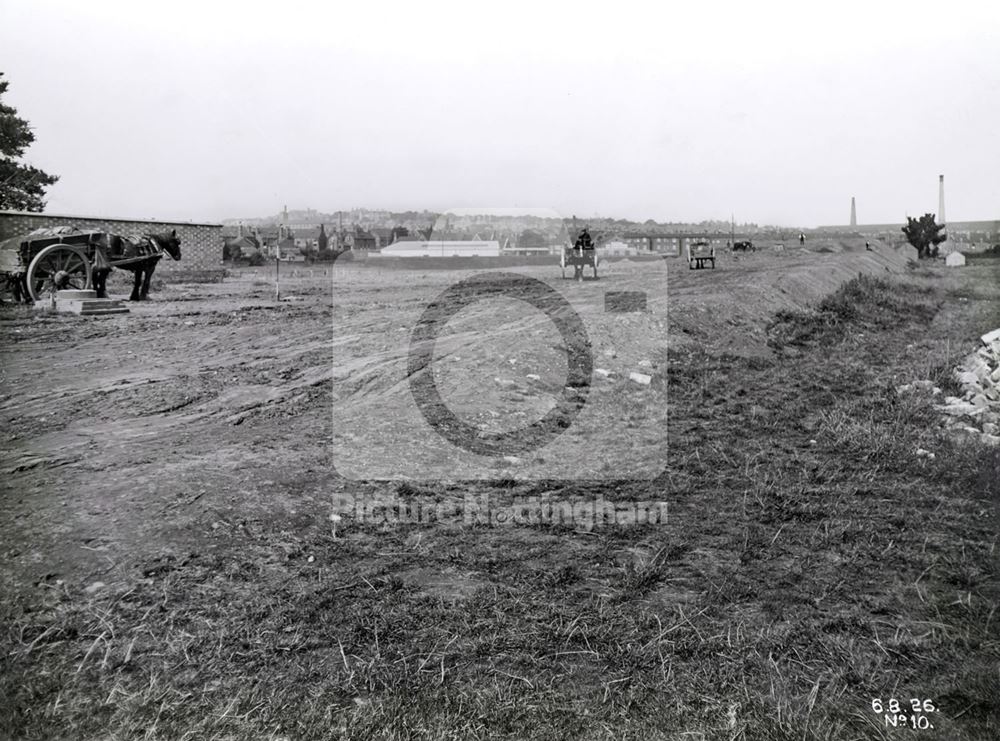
[1,1,998,738]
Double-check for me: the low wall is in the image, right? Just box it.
[0,210,224,278]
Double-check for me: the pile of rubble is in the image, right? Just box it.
[934,328,1000,446]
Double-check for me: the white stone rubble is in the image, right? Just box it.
[933,328,1000,446]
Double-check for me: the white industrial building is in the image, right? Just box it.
[599,240,635,256]
[379,240,501,257]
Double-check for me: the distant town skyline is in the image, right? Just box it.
[1,1,997,227]
[220,202,996,232]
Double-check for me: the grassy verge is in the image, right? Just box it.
[2,268,999,740]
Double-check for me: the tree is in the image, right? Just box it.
[0,73,59,211]
[902,213,946,259]
[519,229,546,249]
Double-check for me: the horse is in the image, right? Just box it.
[93,229,182,301]
[0,272,29,304]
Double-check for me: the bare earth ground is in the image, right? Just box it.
[0,247,998,740]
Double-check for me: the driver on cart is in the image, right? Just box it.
[575,228,594,250]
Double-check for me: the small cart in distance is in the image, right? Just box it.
[686,240,716,270]
[561,228,599,281]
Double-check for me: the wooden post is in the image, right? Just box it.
[275,256,280,301]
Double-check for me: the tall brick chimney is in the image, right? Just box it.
[938,175,946,226]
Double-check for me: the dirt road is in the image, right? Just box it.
[1,247,910,586]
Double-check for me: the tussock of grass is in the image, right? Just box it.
[768,274,940,349]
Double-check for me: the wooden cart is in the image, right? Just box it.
[561,229,599,281]
[560,244,599,280]
[686,240,716,269]
[0,227,103,301]
[1,226,179,302]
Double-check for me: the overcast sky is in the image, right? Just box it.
[1,0,998,226]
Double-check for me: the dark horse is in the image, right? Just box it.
[93,230,182,301]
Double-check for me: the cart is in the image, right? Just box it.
[686,240,716,269]
[560,245,599,280]
[561,229,599,281]
[0,227,105,302]
[0,226,178,302]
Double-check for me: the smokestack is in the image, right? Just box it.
[938,175,946,226]
[850,197,857,227]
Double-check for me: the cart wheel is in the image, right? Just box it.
[26,244,93,302]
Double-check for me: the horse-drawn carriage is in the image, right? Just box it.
[561,228,599,280]
[0,226,181,303]
[685,239,716,270]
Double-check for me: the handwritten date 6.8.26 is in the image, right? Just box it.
[871,699,937,730]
